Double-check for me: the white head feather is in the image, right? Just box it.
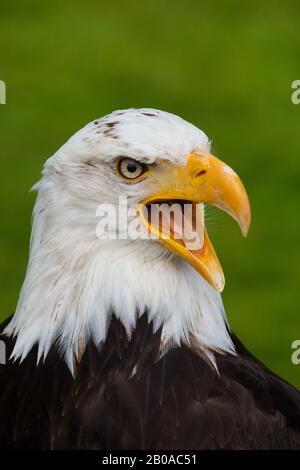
[5,108,235,372]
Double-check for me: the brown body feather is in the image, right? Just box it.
[0,314,300,450]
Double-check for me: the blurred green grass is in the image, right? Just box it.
[0,0,300,386]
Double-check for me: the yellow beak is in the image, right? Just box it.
[137,151,251,292]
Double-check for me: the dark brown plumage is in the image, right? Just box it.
[1,314,300,450]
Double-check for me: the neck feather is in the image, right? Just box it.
[5,194,235,373]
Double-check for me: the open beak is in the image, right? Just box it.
[137,151,251,292]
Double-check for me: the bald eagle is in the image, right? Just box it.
[1,108,300,450]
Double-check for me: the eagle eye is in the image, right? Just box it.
[117,158,147,182]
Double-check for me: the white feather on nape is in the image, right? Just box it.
[4,108,235,374]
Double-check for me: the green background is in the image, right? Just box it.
[0,0,300,386]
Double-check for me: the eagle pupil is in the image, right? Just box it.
[127,162,137,173]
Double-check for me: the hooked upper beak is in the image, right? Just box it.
[137,151,251,292]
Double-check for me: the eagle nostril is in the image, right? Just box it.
[195,169,207,178]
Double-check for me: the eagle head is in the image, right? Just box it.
[6,108,250,371]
